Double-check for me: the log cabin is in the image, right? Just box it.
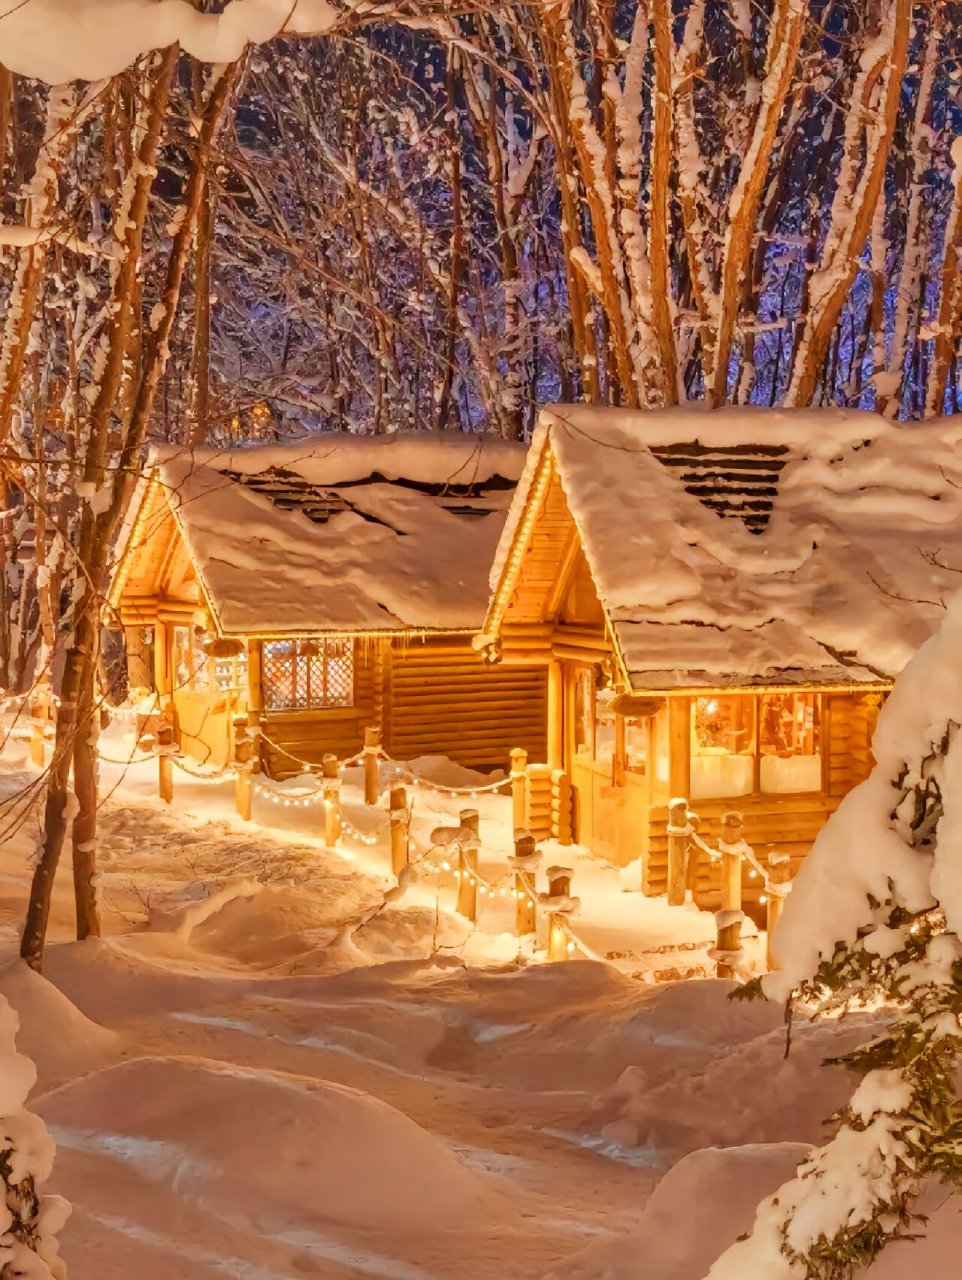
[109,433,547,775]
[477,404,962,910]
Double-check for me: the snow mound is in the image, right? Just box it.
[400,754,506,789]
[179,883,473,973]
[483,975,782,1092]
[183,882,362,967]
[597,994,877,1155]
[40,1056,507,1231]
[0,961,122,1089]
[552,1143,809,1280]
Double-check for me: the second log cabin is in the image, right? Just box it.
[109,433,547,775]
[477,404,962,909]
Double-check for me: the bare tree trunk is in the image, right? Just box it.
[648,0,678,402]
[21,51,180,971]
[927,156,962,416]
[709,0,804,404]
[435,50,464,432]
[188,178,214,446]
[0,86,75,447]
[787,0,910,406]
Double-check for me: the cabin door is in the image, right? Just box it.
[565,665,651,866]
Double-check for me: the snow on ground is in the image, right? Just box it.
[0,729,959,1278]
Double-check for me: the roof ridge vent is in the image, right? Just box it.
[650,441,789,533]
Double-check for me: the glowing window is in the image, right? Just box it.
[262,638,354,711]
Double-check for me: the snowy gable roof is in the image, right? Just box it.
[150,433,527,635]
[493,404,962,690]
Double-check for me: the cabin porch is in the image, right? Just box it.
[502,632,886,917]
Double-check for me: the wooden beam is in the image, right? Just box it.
[547,660,564,769]
[668,696,691,800]
[153,620,171,704]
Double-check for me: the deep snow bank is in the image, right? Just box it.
[40,1055,509,1231]
[0,961,122,1089]
[550,1143,810,1280]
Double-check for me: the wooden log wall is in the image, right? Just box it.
[260,635,547,776]
[824,692,883,797]
[386,637,547,768]
[507,469,579,625]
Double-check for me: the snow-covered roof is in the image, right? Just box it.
[141,433,527,635]
[491,405,962,690]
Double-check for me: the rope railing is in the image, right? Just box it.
[96,749,156,767]
[170,757,236,782]
[668,798,794,975]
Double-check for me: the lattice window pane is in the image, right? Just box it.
[263,640,296,710]
[262,639,354,710]
[323,639,353,706]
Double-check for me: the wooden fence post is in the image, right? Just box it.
[233,716,253,821]
[766,851,792,970]
[546,865,574,960]
[389,783,409,875]
[716,810,745,979]
[510,830,539,936]
[156,718,175,805]
[322,753,342,847]
[363,726,381,806]
[667,797,690,906]
[456,808,480,922]
[510,747,528,832]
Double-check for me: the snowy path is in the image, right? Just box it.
[0,742,931,1279]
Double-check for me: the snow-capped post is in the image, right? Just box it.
[765,850,792,970]
[510,747,528,832]
[715,810,745,979]
[510,831,540,935]
[389,783,409,876]
[232,715,253,821]
[322,754,342,847]
[456,808,480,922]
[667,797,691,906]
[155,717,175,804]
[546,866,575,960]
[363,726,381,806]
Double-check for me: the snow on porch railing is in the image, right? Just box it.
[668,798,794,975]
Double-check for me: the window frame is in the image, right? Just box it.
[690,691,824,797]
[261,637,355,712]
[171,624,209,692]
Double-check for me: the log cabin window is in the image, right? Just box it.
[171,625,209,691]
[691,693,821,797]
[589,687,647,774]
[574,668,595,755]
[623,717,649,772]
[213,650,248,694]
[594,688,616,762]
[757,692,821,793]
[691,695,755,797]
[262,638,354,711]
